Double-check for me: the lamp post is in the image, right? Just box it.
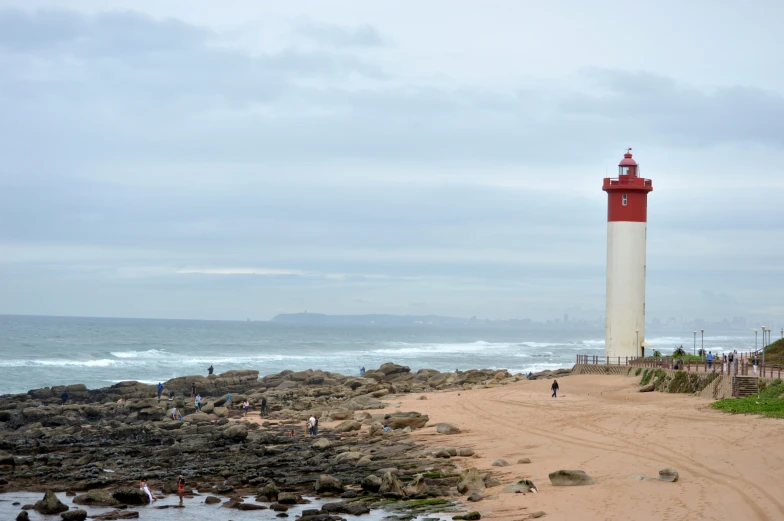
[761,326,767,371]
[693,331,696,356]
[700,329,705,358]
[754,329,758,352]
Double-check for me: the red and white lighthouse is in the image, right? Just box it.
[602,149,653,359]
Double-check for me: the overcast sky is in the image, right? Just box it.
[0,1,782,325]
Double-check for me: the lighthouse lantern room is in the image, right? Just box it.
[602,149,653,359]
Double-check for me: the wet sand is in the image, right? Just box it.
[375,374,784,521]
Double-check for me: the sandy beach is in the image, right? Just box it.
[370,374,784,521]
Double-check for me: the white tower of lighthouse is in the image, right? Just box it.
[603,149,653,359]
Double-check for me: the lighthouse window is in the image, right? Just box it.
[622,194,628,206]
[619,166,630,175]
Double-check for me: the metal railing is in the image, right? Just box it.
[575,353,784,379]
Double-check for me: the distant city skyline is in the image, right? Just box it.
[0,1,782,322]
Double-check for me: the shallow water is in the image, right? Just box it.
[0,491,455,521]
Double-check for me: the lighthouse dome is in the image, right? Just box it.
[619,149,637,167]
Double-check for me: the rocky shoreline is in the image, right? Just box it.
[0,363,570,520]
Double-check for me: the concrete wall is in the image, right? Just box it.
[605,221,647,359]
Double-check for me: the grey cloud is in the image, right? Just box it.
[292,16,386,48]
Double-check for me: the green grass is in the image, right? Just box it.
[762,338,784,365]
[421,472,442,479]
[635,368,642,376]
[713,379,784,418]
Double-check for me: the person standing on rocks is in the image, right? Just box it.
[140,478,157,503]
[191,382,196,399]
[208,364,214,375]
[195,394,202,411]
[157,382,163,402]
[226,392,232,409]
[551,380,559,398]
[60,390,69,406]
[177,475,186,505]
[242,399,250,416]
[308,415,316,436]
[261,396,268,417]
[313,416,319,436]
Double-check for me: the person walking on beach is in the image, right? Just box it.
[242,399,250,416]
[225,392,232,409]
[177,475,186,505]
[140,478,157,503]
[195,394,202,411]
[157,382,163,402]
[261,396,268,417]
[551,380,559,398]
[60,390,69,406]
[706,351,713,369]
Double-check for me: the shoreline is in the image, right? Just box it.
[1,364,780,520]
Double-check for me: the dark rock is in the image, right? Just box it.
[333,420,362,433]
[436,423,460,434]
[361,474,382,493]
[222,423,248,440]
[453,512,481,520]
[34,490,69,515]
[270,502,289,511]
[531,512,547,519]
[379,471,405,498]
[277,491,301,505]
[0,451,15,466]
[16,512,30,521]
[340,489,358,499]
[314,474,344,495]
[258,483,280,502]
[60,510,88,521]
[659,468,679,482]
[91,511,140,520]
[73,489,119,507]
[235,503,267,510]
[205,496,221,504]
[548,470,596,486]
[112,488,148,505]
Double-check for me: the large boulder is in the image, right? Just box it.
[335,451,364,464]
[378,363,411,376]
[361,474,382,493]
[379,471,405,498]
[16,511,30,521]
[34,490,69,515]
[659,468,679,482]
[182,412,212,423]
[436,422,460,434]
[548,470,596,486]
[327,408,352,421]
[257,483,279,502]
[222,423,248,440]
[404,474,428,497]
[73,489,119,507]
[386,411,429,430]
[314,474,344,495]
[111,488,148,505]
[457,468,486,495]
[277,492,302,505]
[312,438,332,450]
[333,420,362,433]
[61,510,88,521]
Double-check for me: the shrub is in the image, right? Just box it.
[635,368,642,376]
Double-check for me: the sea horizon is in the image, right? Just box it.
[0,314,759,396]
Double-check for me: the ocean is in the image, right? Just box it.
[0,315,757,395]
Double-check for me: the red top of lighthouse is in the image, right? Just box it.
[602,149,652,222]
